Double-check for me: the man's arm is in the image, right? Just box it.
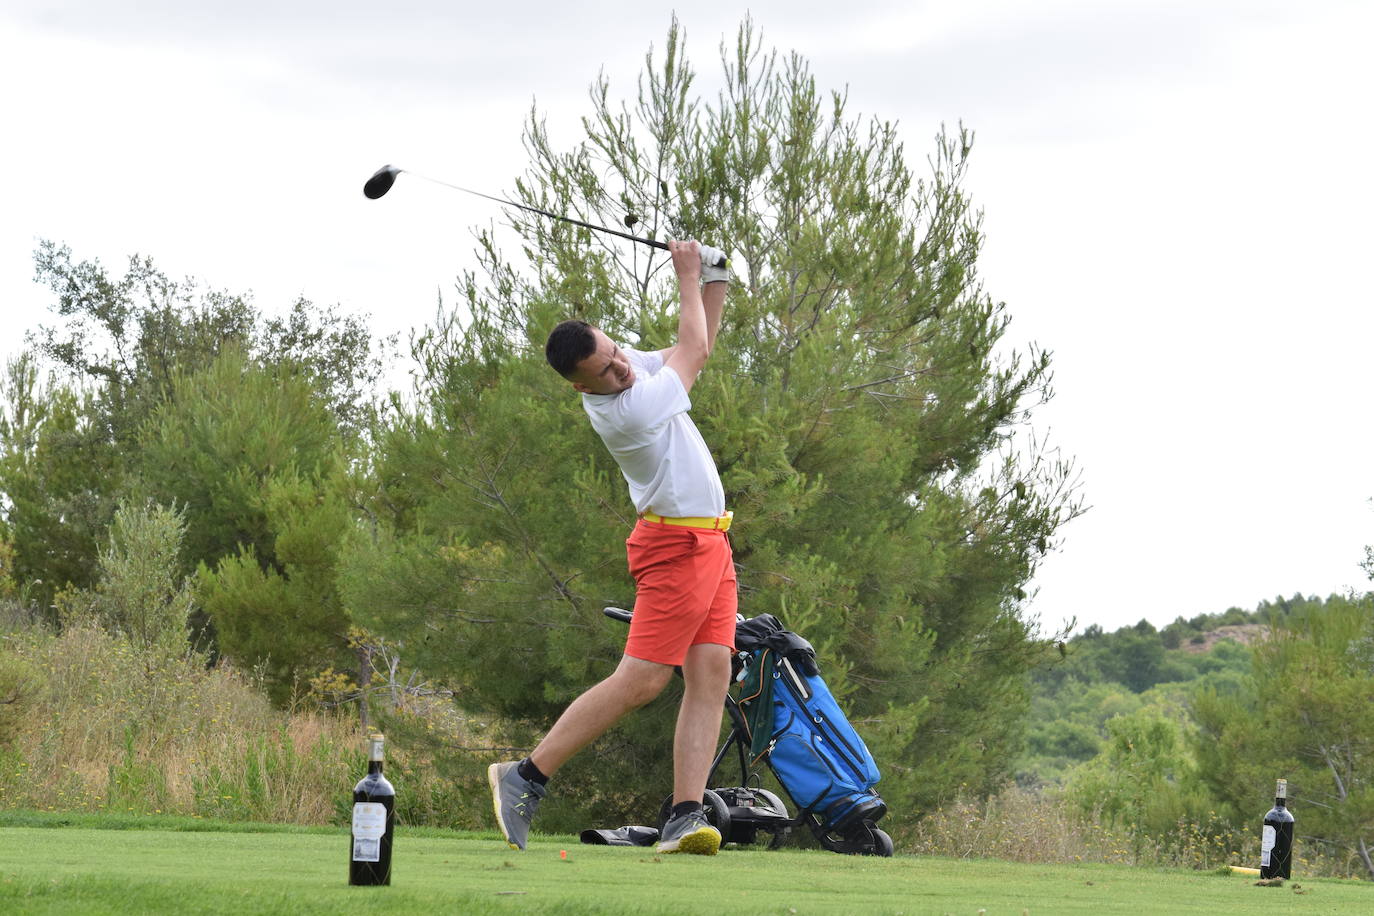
[702,278,725,353]
[663,241,708,394]
[658,247,727,367]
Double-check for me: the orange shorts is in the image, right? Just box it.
[623,518,737,666]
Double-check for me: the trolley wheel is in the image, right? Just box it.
[657,789,733,843]
[814,816,893,856]
[864,826,894,857]
[754,788,789,817]
[751,788,792,849]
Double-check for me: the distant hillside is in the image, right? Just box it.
[1014,596,1353,787]
[1179,623,1267,654]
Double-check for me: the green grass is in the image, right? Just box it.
[0,814,1366,914]
[0,809,461,837]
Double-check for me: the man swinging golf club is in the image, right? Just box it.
[488,239,735,856]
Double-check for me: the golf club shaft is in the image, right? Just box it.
[407,172,672,254]
[374,167,726,268]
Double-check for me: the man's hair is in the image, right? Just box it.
[545,319,597,379]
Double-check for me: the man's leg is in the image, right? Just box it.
[672,642,732,804]
[655,642,731,855]
[489,653,671,851]
[531,654,673,776]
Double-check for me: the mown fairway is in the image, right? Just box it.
[0,817,1366,914]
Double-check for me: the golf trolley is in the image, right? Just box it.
[604,607,894,857]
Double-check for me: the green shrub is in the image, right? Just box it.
[90,501,195,657]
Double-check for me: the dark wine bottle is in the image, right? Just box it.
[1258,777,1294,879]
[349,733,395,886]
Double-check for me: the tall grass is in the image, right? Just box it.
[0,616,480,828]
[903,784,1361,878]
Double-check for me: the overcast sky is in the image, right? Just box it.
[2,0,1370,634]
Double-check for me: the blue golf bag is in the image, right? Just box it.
[735,614,889,852]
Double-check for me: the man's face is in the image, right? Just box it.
[571,328,636,395]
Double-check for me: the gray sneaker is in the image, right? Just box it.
[487,761,547,851]
[656,809,721,855]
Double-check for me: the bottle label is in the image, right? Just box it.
[1260,825,1275,866]
[354,802,387,838]
[352,802,386,863]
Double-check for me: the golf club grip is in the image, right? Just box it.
[694,244,727,271]
[603,606,633,625]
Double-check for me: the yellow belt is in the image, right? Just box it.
[640,510,733,531]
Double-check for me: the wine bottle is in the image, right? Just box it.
[1258,777,1294,879]
[349,732,396,886]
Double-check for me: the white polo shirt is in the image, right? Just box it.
[581,347,726,519]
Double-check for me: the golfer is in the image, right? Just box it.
[489,239,734,856]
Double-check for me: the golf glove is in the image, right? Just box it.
[698,244,731,285]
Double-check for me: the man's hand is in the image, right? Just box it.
[669,240,702,285]
[698,245,731,285]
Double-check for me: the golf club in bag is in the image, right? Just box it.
[362,165,728,270]
[603,607,893,856]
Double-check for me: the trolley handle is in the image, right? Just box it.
[603,606,746,626]
[602,606,633,625]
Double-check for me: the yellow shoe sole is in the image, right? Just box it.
[659,825,721,855]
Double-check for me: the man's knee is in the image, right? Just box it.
[681,643,732,693]
[609,657,674,706]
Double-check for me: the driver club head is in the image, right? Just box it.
[363,165,401,199]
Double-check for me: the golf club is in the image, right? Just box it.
[362,165,727,269]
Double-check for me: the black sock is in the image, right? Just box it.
[517,757,548,786]
[670,800,703,819]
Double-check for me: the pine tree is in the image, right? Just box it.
[135,348,355,697]
[343,19,1081,829]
